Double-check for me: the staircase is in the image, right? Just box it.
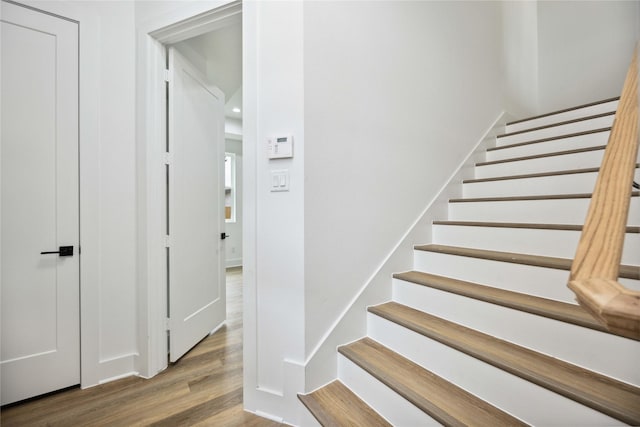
[299,97,640,426]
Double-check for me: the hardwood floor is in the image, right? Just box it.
[1,268,282,427]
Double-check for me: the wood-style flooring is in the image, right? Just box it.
[1,268,283,427]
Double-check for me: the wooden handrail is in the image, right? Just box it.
[568,43,640,340]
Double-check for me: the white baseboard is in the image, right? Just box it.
[226,258,243,268]
[97,353,138,385]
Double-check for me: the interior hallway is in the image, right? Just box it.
[0,268,282,426]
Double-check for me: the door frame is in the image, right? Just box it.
[0,0,103,388]
[135,0,247,378]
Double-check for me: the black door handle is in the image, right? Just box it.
[41,246,74,256]
[221,233,229,240]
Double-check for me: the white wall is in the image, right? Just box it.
[225,139,243,268]
[90,1,138,379]
[303,0,504,365]
[225,117,243,137]
[22,0,138,386]
[172,39,207,75]
[502,1,539,119]
[502,0,640,118]
[537,0,639,113]
[244,0,306,416]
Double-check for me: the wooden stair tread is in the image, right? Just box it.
[298,380,391,427]
[338,338,528,427]
[477,145,605,167]
[463,165,638,184]
[497,111,616,139]
[431,220,640,234]
[368,302,640,426]
[488,127,611,152]
[506,97,619,126]
[413,244,639,280]
[449,191,640,203]
[393,270,616,335]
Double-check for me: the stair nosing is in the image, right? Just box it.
[392,270,614,335]
[450,192,593,202]
[463,166,602,183]
[488,127,611,152]
[506,97,619,126]
[298,380,392,427]
[431,220,640,234]
[449,191,640,202]
[497,111,616,139]
[368,302,640,426]
[476,145,605,167]
[338,338,529,427]
[413,244,639,280]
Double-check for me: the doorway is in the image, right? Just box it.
[137,1,244,375]
[171,26,244,271]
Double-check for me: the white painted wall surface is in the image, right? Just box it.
[303,0,504,364]
[90,1,138,376]
[242,1,306,423]
[172,40,207,75]
[225,139,243,268]
[537,0,639,112]
[253,0,305,398]
[226,117,243,137]
[502,1,539,119]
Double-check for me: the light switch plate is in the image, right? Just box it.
[270,170,289,192]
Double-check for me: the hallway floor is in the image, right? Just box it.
[0,268,283,426]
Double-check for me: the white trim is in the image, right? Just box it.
[241,0,259,413]
[225,131,243,141]
[98,353,138,385]
[225,258,243,268]
[10,0,102,389]
[150,1,241,45]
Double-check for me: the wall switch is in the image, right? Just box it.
[270,170,289,192]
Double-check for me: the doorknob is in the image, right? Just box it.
[41,246,74,256]
[221,233,229,240]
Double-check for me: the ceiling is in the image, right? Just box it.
[172,22,242,120]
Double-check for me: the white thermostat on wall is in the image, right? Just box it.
[268,135,293,159]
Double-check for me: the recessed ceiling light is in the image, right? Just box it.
[232,107,241,113]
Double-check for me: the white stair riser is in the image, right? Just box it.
[299,404,323,427]
[337,354,438,426]
[497,114,615,147]
[487,130,610,162]
[413,250,640,301]
[448,197,640,225]
[476,149,604,179]
[463,172,599,198]
[505,100,618,133]
[432,225,640,265]
[392,279,640,386]
[367,314,624,426]
[414,249,575,302]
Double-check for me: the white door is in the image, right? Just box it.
[167,47,226,362]
[1,1,79,405]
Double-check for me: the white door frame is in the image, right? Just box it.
[135,0,248,378]
[0,0,105,389]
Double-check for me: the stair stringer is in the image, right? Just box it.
[301,112,506,395]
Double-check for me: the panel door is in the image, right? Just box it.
[1,1,80,405]
[167,47,226,362]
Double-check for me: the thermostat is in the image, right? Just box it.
[268,135,293,159]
